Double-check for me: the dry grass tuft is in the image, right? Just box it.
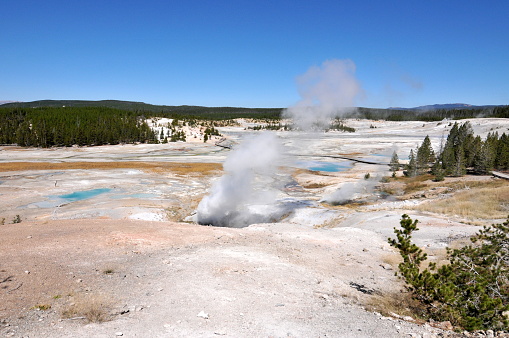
[366,291,425,321]
[415,184,509,219]
[404,182,428,194]
[32,304,51,311]
[166,195,204,222]
[301,182,330,189]
[61,293,114,323]
[381,252,402,269]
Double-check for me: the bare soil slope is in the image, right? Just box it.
[0,219,450,337]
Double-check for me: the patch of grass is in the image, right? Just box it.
[404,182,428,194]
[381,253,402,269]
[301,182,329,189]
[377,182,402,196]
[392,174,433,183]
[365,291,425,321]
[32,304,51,311]
[313,216,346,229]
[53,295,62,299]
[442,178,505,191]
[61,293,113,323]
[416,184,509,219]
[0,161,222,176]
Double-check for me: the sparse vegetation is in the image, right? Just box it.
[366,291,425,321]
[389,214,509,331]
[12,215,21,224]
[32,304,51,311]
[0,161,222,175]
[61,293,113,323]
[301,182,330,189]
[415,183,509,219]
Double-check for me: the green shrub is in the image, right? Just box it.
[389,214,509,331]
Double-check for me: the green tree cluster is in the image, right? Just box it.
[433,122,509,177]
[0,107,156,147]
[403,122,509,179]
[169,130,186,142]
[403,135,436,177]
[354,105,509,122]
[389,214,509,331]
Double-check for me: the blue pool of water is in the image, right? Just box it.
[58,188,112,202]
[298,161,351,172]
[23,188,113,209]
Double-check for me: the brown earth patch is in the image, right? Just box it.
[0,161,222,175]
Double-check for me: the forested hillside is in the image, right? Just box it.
[0,107,156,147]
[3,100,508,121]
[1,100,283,120]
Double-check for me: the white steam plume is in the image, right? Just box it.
[196,132,284,228]
[322,148,394,205]
[322,179,378,205]
[283,59,362,130]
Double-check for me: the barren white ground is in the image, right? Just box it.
[1,118,508,337]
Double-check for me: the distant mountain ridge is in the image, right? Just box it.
[0,99,280,112]
[3,100,504,112]
[389,103,500,111]
[0,101,17,105]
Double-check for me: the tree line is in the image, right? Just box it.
[354,105,509,121]
[390,121,509,179]
[0,107,156,147]
[4,100,508,122]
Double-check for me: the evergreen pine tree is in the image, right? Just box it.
[389,151,400,172]
[416,135,435,174]
[405,149,418,177]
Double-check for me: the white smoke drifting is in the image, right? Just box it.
[196,132,284,227]
[322,179,378,205]
[283,59,362,130]
[322,151,393,205]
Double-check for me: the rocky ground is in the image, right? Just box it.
[0,219,456,337]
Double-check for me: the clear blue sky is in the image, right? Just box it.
[2,0,508,108]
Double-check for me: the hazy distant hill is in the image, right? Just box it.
[389,103,500,111]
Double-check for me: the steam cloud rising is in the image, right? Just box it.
[283,59,362,130]
[196,132,284,227]
[322,179,378,205]
[196,59,367,227]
